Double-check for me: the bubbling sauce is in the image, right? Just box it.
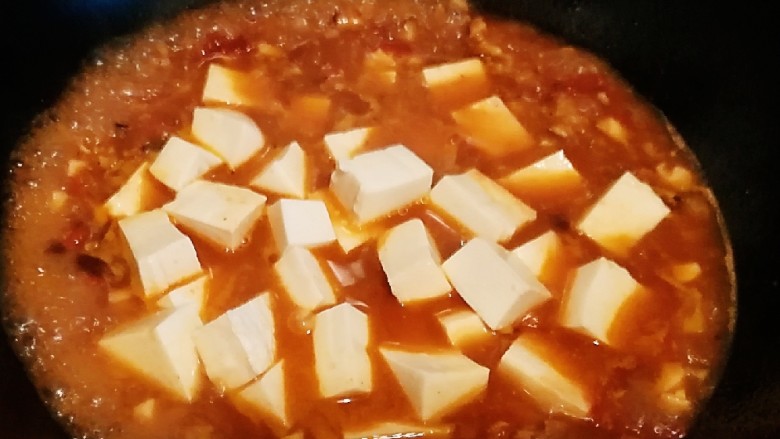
[2,1,734,438]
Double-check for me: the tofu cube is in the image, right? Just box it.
[422,58,490,108]
[596,117,629,145]
[333,221,373,254]
[163,180,267,251]
[577,172,670,252]
[330,145,433,223]
[380,348,489,421]
[202,63,252,106]
[442,238,551,331]
[191,107,265,169]
[323,127,374,163]
[118,209,202,297]
[499,150,582,189]
[430,169,536,243]
[105,162,154,218]
[250,141,306,198]
[157,274,208,313]
[377,219,451,303]
[344,422,453,439]
[149,136,222,192]
[274,246,337,311]
[561,257,640,344]
[508,231,561,278]
[193,294,276,391]
[313,303,372,398]
[235,360,289,430]
[498,334,591,418]
[451,96,533,157]
[133,398,157,422]
[436,309,491,348]
[267,199,336,251]
[99,305,203,401]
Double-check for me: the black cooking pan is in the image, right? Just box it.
[1,1,778,438]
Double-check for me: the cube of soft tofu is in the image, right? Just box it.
[499,150,582,189]
[577,172,670,252]
[344,422,453,439]
[436,309,491,348]
[133,398,157,422]
[267,199,336,251]
[191,107,265,169]
[149,136,222,192]
[105,162,154,218]
[118,209,202,297]
[508,231,561,278]
[363,49,398,86]
[330,145,433,223]
[451,96,533,157]
[422,58,490,108]
[313,303,372,398]
[442,238,551,331]
[560,257,641,345]
[157,274,208,313]
[378,219,451,303]
[250,141,306,198]
[235,360,289,430]
[99,305,203,401]
[430,169,536,243]
[309,190,376,253]
[202,64,252,106]
[163,180,266,251]
[193,294,276,391]
[498,335,591,418]
[274,246,336,311]
[323,127,374,163]
[596,117,628,145]
[334,221,373,254]
[380,348,489,421]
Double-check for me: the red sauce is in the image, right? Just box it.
[2,1,734,438]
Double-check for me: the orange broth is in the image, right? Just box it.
[1,1,734,438]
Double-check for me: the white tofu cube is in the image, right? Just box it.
[149,136,222,192]
[344,422,453,439]
[163,180,266,251]
[250,141,306,198]
[508,231,561,278]
[323,127,374,163]
[422,58,487,89]
[500,150,582,188]
[436,309,491,348]
[334,222,373,254]
[105,162,154,218]
[193,294,276,391]
[274,246,336,311]
[330,145,433,223]
[191,106,265,169]
[118,209,202,297]
[378,219,451,303]
[430,169,536,243]
[99,305,203,401]
[442,238,551,331]
[560,257,640,345]
[202,63,252,106]
[313,303,372,398]
[133,398,157,422]
[451,96,533,157]
[380,348,489,421]
[267,199,336,251]
[235,360,289,430]
[498,335,591,418]
[157,274,208,313]
[577,172,670,252]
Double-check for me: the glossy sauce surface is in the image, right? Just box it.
[2,1,733,438]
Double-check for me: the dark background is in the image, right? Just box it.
[1,1,778,438]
